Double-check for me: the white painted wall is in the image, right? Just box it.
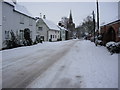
[61,29,66,41]
[36,18,49,41]
[0,1,2,49]
[48,30,60,41]
[2,2,36,48]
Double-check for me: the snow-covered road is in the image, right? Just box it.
[1,39,118,88]
[2,40,77,88]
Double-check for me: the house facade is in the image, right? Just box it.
[2,0,36,48]
[36,17,60,42]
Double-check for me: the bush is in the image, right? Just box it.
[3,30,20,49]
[106,42,120,54]
[57,39,62,41]
[24,28,33,46]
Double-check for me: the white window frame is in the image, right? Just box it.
[5,31,9,39]
[19,30,24,40]
[38,27,43,31]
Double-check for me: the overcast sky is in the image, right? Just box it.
[18,1,118,27]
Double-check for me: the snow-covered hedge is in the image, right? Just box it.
[106,42,120,54]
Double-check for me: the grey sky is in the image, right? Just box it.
[18,2,118,27]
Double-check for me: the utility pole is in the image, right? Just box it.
[96,0,99,37]
[92,11,95,43]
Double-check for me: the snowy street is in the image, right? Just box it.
[1,39,118,88]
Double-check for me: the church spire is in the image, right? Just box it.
[69,10,73,23]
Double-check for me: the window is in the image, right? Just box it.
[38,27,43,31]
[5,31,9,39]
[29,19,33,26]
[19,30,24,40]
[20,16,24,24]
[119,27,120,37]
[50,35,52,39]
[53,35,54,38]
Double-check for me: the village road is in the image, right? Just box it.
[2,40,78,88]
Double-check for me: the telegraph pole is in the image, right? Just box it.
[92,11,95,43]
[96,0,99,36]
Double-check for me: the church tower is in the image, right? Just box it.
[67,10,75,39]
[69,10,73,24]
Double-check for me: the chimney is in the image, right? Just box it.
[40,13,42,18]
[43,15,46,19]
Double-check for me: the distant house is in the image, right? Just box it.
[36,16,60,42]
[2,0,36,49]
[100,20,120,45]
[58,26,67,41]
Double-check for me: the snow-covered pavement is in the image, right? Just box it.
[1,39,118,88]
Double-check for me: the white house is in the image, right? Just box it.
[36,16,60,42]
[0,0,2,49]
[2,0,36,48]
[58,26,67,41]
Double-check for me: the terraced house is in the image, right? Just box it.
[36,15,60,42]
[1,0,36,49]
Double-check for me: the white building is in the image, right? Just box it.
[0,0,2,49]
[58,26,67,41]
[36,16,60,42]
[2,0,36,49]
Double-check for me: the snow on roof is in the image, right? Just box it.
[14,4,34,18]
[58,26,67,31]
[3,0,15,6]
[3,0,34,18]
[42,19,60,31]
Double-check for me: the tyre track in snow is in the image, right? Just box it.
[2,40,78,88]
